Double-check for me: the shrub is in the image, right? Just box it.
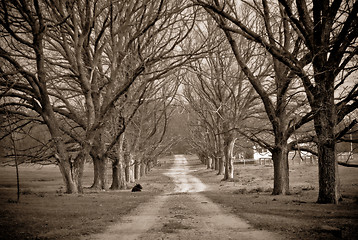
[233,188,248,194]
[21,189,33,195]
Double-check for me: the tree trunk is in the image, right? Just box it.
[112,160,127,190]
[215,156,219,171]
[110,160,120,190]
[223,137,235,180]
[129,154,135,183]
[125,164,130,182]
[124,150,130,182]
[91,155,107,190]
[207,157,212,169]
[45,110,85,194]
[134,160,141,180]
[145,163,149,174]
[146,161,152,174]
[57,160,79,193]
[198,153,205,164]
[111,147,125,189]
[272,145,289,195]
[217,134,225,175]
[315,110,340,203]
[118,160,127,189]
[92,158,99,188]
[217,155,224,175]
[201,155,207,165]
[53,144,86,194]
[125,154,136,183]
[90,132,107,190]
[214,136,220,171]
[73,155,85,193]
[313,71,340,204]
[140,162,146,177]
[211,156,216,170]
[110,134,127,190]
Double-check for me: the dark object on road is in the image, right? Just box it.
[131,184,143,192]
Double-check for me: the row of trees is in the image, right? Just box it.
[0,0,204,193]
[0,0,357,205]
[184,0,357,204]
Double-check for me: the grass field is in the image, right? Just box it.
[0,157,176,240]
[188,155,358,240]
[0,155,357,240]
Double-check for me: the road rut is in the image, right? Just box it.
[84,155,283,240]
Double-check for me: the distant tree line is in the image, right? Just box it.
[0,0,357,205]
[184,0,357,204]
[0,0,204,193]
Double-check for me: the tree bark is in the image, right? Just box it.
[72,153,86,193]
[223,135,235,180]
[90,132,107,190]
[134,160,141,180]
[272,145,289,195]
[92,159,99,188]
[57,159,78,193]
[110,148,127,190]
[207,156,212,169]
[110,159,127,190]
[271,101,290,195]
[113,161,127,190]
[91,155,107,189]
[218,134,225,175]
[110,160,119,190]
[125,161,130,183]
[145,161,152,174]
[314,100,340,203]
[129,154,135,183]
[140,162,146,177]
[145,163,149,174]
[110,142,127,190]
[45,106,85,194]
[212,156,217,170]
[218,155,225,175]
[124,153,135,183]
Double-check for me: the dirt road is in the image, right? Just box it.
[85,155,283,240]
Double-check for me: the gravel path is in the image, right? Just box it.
[84,155,283,240]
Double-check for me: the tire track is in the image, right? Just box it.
[84,155,283,240]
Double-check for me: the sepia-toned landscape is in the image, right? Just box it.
[1,155,357,239]
[1,1,357,239]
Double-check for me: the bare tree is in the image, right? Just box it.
[196,0,358,203]
[127,77,179,181]
[0,0,83,193]
[0,0,200,193]
[42,0,168,191]
[215,2,314,194]
[183,14,259,179]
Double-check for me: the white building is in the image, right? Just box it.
[253,146,272,160]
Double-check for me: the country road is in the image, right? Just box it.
[85,155,283,240]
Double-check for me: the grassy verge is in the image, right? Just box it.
[2,155,357,239]
[188,155,358,240]
[0,156,175,240]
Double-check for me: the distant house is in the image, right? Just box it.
[253,146,272,161]
[253,146,316,164]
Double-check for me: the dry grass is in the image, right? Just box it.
[1,191,154,239]
[0,156,175,240]
[1,155,357,240]
[189,155,358,240]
